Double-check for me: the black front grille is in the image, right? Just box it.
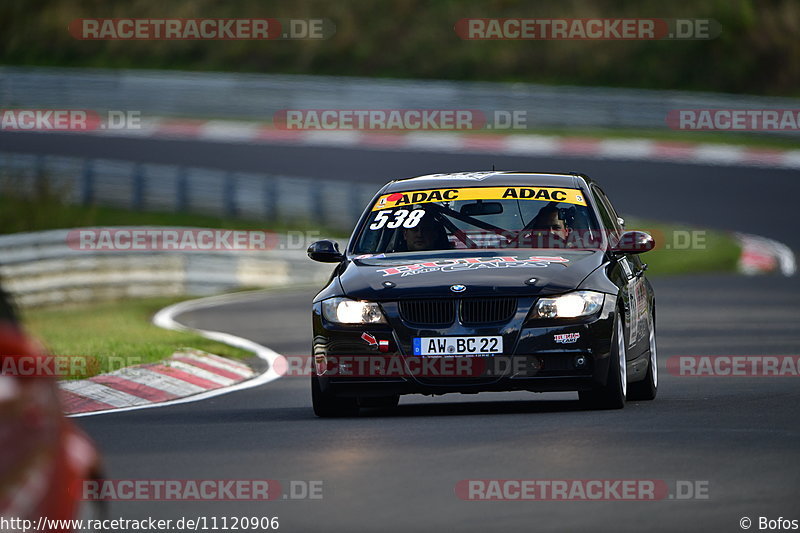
[399,300,455,325]
[460,298,517,325]
[398,298,517,326]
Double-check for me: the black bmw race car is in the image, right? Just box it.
[307,171,657,416]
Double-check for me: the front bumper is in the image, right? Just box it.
[312,295,617,398]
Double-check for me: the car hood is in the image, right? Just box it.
[339,250,607,299]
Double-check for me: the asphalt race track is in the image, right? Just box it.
[78,276,800,532]
[5,132,798,531]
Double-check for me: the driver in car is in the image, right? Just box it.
[523,203,574,248]
[402,212,451,251]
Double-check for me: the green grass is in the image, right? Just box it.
[627,219,741,276]
[22,297,253,378]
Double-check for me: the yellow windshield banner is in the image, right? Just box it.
[372,187,587,211]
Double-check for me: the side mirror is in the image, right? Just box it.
[612,231,655,254]
[307,240,344,263]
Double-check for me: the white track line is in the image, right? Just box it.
[69,289,286,418]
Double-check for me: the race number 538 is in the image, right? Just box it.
[369,209,426,230]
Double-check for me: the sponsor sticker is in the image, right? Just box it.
[361,332,378,347]
[376,256,569,277]
[372,187,588,211]
[360,332,390,352]
[554,333,580,344]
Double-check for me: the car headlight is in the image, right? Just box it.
[322,297,387,324]
[532,291,605,319]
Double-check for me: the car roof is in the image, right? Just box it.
[381,171,594,193]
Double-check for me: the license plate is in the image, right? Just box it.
[413,336,503,356]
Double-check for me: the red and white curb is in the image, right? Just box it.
[63,290,284,418]
[735,233,797,276]
[88,118,800,170]
[60,349,254,414]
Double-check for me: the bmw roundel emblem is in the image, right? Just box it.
[450,284,466,293]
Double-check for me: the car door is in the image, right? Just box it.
[593,185,650,357]
[591,185,648,357]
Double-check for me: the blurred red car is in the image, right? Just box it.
[0,287,103,532]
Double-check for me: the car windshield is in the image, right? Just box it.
[353,185,603,254]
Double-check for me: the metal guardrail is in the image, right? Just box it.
[1,67,799,135]
[0,151,378,231]
[0,228,335,307]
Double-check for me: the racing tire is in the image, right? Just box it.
[311,374,359,417]
[628,311,658,401]
[579,312,626,410]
